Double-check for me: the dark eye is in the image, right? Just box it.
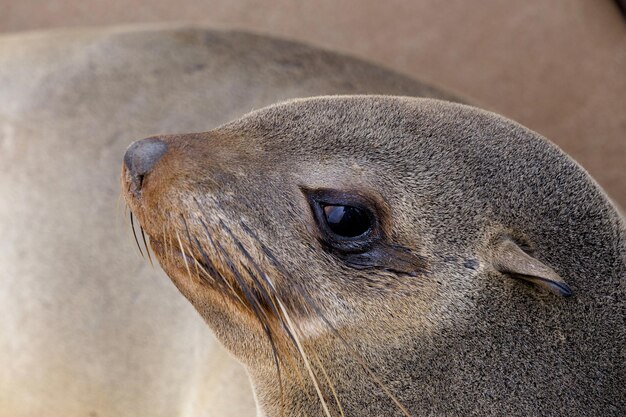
[322,204,372,238]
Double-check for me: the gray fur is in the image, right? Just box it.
[125,96,625,416]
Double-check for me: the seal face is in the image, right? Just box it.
[122,96,626,417]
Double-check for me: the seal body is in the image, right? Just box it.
[0,26,455,417]
[123,96,625,416]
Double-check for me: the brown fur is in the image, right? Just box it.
[123,96,626,416]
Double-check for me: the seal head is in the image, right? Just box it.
[122,96,625,416]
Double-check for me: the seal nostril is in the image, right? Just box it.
[124,137,168,192]
[137,173,145,189]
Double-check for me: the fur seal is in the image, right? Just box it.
[0,26,457,417]
[123,96,625,416]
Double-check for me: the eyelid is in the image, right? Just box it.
[303,188,374,211]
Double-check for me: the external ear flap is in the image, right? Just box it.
[492,239,573,297]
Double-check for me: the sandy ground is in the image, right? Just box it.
[2,0,624,206]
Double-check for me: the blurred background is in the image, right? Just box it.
[2,0,625,205]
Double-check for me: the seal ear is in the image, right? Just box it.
[492,239,573,297]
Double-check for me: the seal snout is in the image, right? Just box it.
[124,137,168,193]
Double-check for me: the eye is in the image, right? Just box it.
[322,204,372,238]
[302,188,382,250]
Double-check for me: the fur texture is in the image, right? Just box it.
[124,96,625,417]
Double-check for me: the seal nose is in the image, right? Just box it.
[124,137,168,192]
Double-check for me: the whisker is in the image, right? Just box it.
[233,220,336,416]
[219,218,299,346]
[310,347,345,417]
[180,215,200,276]
[272,292,334,417]
[197,203,308,368]
[130,212,145,258]
[187,200,372,416]
[197,217,254,307]
[264,322,286,417]
[240,220,413,417]
[212,237,271,325]
[175,230,193,281]
[298,290,411,417]
[190,236,225,286]
[140,226,154,268]
[188,205,290,417]
[194,215,273,326]
[236,250,311,406]
[194,219,279,354]
[190,234,248,308]
[162,222,170,264]
[209,234,290,413]
[167,231,175,265]
[193,199,284,319]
